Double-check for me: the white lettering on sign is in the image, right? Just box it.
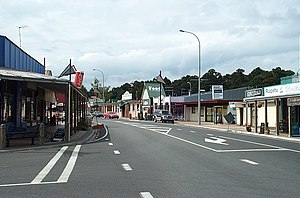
[148,86,160,91]
[245,88,263,97]
[264,82,300,97]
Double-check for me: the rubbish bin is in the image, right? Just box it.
[260,123,265,134]
[138,113,143,120]
[246,125,252,132]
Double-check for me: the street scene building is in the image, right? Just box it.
[244,74,300,137]
[0,35,88,147]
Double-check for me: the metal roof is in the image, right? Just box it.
[0,67,69,84]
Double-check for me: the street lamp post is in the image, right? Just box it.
[187,82,191,96]
[180,29,201,125]
[18,25,28,48]
[93,69,105,113]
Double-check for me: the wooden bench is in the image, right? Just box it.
[6,124,40,147]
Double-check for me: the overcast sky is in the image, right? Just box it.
[0,0,299,90]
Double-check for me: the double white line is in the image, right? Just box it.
[30,145,81,185]
[0,145,81,187]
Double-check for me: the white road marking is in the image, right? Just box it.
[190,131,196,133]
[108,143,113,146]
[177,129,182,131]
[116,121,300,154]
[105,138,109,141]
[218,148,288,153]
[57,145,82,182]
[219,135,282,149]
[114,150,121,155]
[139,192,154,198]
[207,134,214,136]
[31,146,68,184]
[205,137,228,145]
[122,164,132,171]
[166,128,172,134]
[0,181,66,187]
[165,133,218,152]
[240,159,259,165]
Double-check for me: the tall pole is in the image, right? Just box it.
[187,82,191,96]
[18,25,27,48]
[93,69,105,113]
[159,70,162,109]
[66,59,72,142]
[180,29,201,125]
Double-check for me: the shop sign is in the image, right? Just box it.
[265,82,300,97]
[142,99,151,107]
[122,91,132,100]
[212,85,223,100]
[148,86,160,92]
[245,88,263,98]
[287,97,300,106]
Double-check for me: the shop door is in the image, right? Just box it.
[215,107,223,124]
[290,106,300,136]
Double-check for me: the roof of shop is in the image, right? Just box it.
[0,67,69,84]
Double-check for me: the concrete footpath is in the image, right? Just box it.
[0,123,96,152]
[176,121,300,143]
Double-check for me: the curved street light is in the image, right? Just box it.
[93,68,105,113]
[180,29,201,125]
[187,82,192,96]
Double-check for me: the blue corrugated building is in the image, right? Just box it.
[0,35,45,74]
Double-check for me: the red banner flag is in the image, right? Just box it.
[74,71,84,88]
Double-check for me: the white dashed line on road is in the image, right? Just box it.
[139,192,154,198]
[121,164,132,171]
[207,134,214,136]
[177,129,182,131]
[240,159,259,165]
[190,131,195,133]
[108,143,113,146]
[114,150,121,155]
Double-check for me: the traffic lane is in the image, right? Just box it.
[170,124,300,152]
[0,147,72,185]
[105,121,299,198]
[63,140,142,198]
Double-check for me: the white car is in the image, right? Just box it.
[153,110,174,123]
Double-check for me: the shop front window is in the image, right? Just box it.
[3,96,13,122]
[206,107,213,122]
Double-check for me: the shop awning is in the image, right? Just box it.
[0,68,69,84]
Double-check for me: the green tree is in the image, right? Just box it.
[201,69,223,91]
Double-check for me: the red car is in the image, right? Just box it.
[104,112,119,119]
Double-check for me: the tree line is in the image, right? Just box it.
[83,67,294,101]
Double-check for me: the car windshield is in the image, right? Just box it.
[161,111,170,115]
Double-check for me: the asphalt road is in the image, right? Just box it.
[0,118,299,198]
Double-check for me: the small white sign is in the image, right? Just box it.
[122,91,132,100]
[212,85,223,100]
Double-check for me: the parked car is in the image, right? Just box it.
[52,128,65,142]
[93,111,104,118]
[153,110,174,123]
[104,112,119,119]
